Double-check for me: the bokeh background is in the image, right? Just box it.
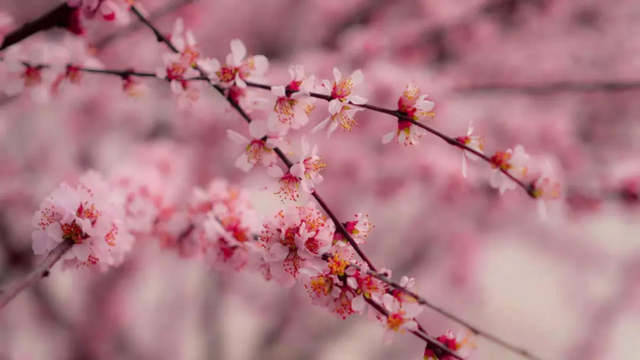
[1,0,640,359]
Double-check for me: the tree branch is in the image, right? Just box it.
[0,3,75,51]
[0,238,73,310]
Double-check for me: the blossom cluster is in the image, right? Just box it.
[32,171,133,272]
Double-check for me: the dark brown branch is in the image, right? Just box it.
[0,3,75,51]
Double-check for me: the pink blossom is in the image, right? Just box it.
[31,171,133,272]
[333,213,374,245]
[321,67,368,108]
[260,204,335,287]
[382,82,435,146]
[67,0,133,25]
[198,39,268,89]
[312,102,363,138]
[489,145,530,194]
[169,18,200,66]
[1,44,57,104]
[380,293,423,344]
[267,65,316,134]
[227,120,280,172]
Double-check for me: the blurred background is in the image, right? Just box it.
[1,0,640,359]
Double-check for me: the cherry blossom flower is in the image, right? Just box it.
[530,159,563,218]
[266,165,303,203]
[31,171,133,272]
[290,137,326,192]
[267,65,316,134]
[333,213,373,245]
[423,330,477,360]
[198,39,268,89]
[67,0,133,25]
[169,18,200,66]
[50,37,103,94]
[382,82,435,146]
[455,120,485,178]
[1,44,57,104]
[227,120,279,172]
[261,204,335,287]
[312,102,363,138]
[155,53,201,108]
[321,67,368,108]
[346,263,389,314]
[380,293,423,344]
[489,145,530,194]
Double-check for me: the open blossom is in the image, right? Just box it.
[380,293,423,344]
[266,166,302,202]
[169,18,200,66]
[198,39,268,89]
[261,203,335,287]
[346,263,389,313]
[333,213,373,245]
[423,330,477,360]
[51,37,103,93]
[155,53,201,108]
[290,137,326,192]
[455,120,485,178]
[31,171,133,272]
[1,44,57,104]
[67,0,133,25]
[312,101,363,138]
[227,120,280,172]
[489,145,530,194]
[382,82,435,146]
[321,67,368,108]
[268,65,316,134]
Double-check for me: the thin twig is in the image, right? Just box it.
[0,238,74,310]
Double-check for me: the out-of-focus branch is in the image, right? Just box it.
[455,81,640,95]
[0,238,73,310]
[322,0,386,49]
[0,3,75,51]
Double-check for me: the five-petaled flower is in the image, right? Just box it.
[489,145,530,194]
[227,120,280,172]
[268,65,316,134]
[199,39,268,90]
[380,293,423,344]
